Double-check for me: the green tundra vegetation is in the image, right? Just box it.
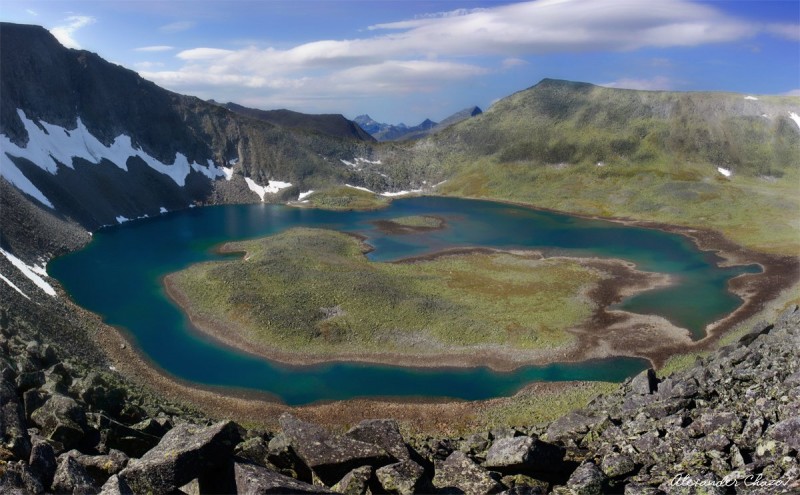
[382,215,444,229]
[304,186,389,210]
[367,80,800,255]
[169,228,606,358]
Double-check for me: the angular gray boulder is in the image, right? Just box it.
[432,450,502,495]
[52,455,97,494]
[566,461,605,495]
[118,420,241,493]
[234,461,332,494]
[29,393,85,450]
[345,419,411,462]
[279,413,391,486]
[375,459,431,495]
[331,465,372,495]
[483,436,565,474]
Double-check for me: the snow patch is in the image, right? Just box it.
[340,157,381,168]
[380,188,423,197]
[0,248,56,297]
[0,272,30,299]
[744,96,758,101]
[717,167,732,177]
[0,109,227,192]
[596,161,606,167]
[345,184,374,193]
[159,207,168,214]
[245,177,293,201]
[221,167,234,181]
[298,190,315,201]
[228,158,239,165]
[116,216,130,224]
[789,112,800,129]
[433,180,448,188]
[0,158,53,207]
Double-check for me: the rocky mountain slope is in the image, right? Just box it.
[219,103,375,142]
[0,22,379,234]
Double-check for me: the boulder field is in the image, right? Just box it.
[1,306,798,493]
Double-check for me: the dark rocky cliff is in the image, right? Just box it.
[0,22,378,233]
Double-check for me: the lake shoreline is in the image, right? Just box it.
[81,196,798,430]
[163,246,683,372]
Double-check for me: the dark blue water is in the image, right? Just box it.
[48,197,756,405]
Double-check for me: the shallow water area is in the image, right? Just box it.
[49,197,757,405]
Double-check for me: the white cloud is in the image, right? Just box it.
[26,9,38,16]
[160,21,195,33]
[501,57,528,69]
[134,45,175,52]
[600,76,674,91]
[765,23,800,41]
[50,15,95,49]
[138,0,776,113]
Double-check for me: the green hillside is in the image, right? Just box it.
[365,80,800,254]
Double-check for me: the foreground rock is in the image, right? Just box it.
[279,413,392,485]
[118,421,241,493]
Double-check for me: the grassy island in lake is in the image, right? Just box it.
[166,228,613,364]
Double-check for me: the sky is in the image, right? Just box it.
[2,0,799,125]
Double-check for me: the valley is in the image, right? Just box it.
[0,15,798,493]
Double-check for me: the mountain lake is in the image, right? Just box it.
[48,196,758,405]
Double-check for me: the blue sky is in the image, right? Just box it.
[2,0,798,125]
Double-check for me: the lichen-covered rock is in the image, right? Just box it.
[765,416,800,451]
[62,448,129,485]
[1,399,31,461]
[87,413,160,458]
[236,435,270,467]
[29,437,57,489]
[432,451,502,495]
[267,431,311,480]
[601,453,635,478]
[483,436,565,474]
[346,419,411,462]
[52,455,98,494]
[375,459,430,495]
[566,461,605,495]
[98,475,133,495]
[29,393,85,450]
[630,369,658,395]
[279,413,391,486]
[234,461,332,494]
[118,420,241,493]
[543,411,599,443]
[331,465,372,495]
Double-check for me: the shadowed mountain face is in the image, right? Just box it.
[0,22,378,231]
[220,103,375,142]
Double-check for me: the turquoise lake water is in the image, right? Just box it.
[48,196,757,405]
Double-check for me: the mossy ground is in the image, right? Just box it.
[386,215,443,229]
[439,160,799,255]
[170,228,605,359]
[305,186,388,210]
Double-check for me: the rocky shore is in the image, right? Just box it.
[2,293,798,493]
